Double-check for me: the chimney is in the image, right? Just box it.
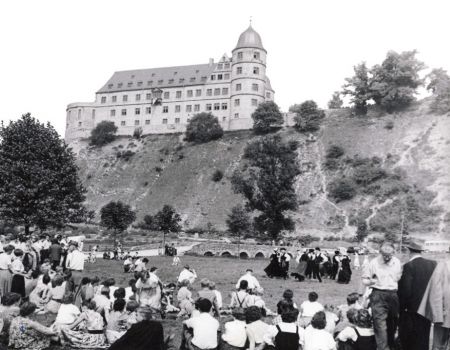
[209,58,214,66]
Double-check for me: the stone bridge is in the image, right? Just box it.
[187,242,281,259]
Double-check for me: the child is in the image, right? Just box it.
[172,253,181,266]
[299,292,324,328]
[262,308,304,350]
[177,279,194,318]
[336,309,376,350]
[208,281,222,310]
[303,311,336,350]
[277,289,298,309]
[106,298,128,343]
[245,306,270,350]
[53,294,81,333]
[324,304,339,335]
[124,300,140,329]
[335,292,363,333]
[29,273,52,309]
[44,275,66,314]
[221,308,247,349]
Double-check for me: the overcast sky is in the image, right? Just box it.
[1,0,449,137]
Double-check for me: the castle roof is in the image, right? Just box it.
[234,25,265,51]
[97,63,218,93]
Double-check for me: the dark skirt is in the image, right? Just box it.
[11,274,25,297]
[337,267,352,284]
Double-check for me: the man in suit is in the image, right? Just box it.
[398,240,437,350]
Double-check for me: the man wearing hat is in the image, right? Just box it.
[65,241,85,288]
[398,239,436,350]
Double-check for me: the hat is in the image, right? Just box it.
[406,240,424,252]
[69,240,78,247]
[184,264,190,269]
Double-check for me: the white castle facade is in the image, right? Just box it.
[65,25,275,141]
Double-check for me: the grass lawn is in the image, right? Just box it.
[42,253,448,349]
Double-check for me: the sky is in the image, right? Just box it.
[1,0,449,137]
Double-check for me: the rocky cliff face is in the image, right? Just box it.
[72,99,450,239]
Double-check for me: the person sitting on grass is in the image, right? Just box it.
[336,309,376,350]
[299,292,324,328]
[124,300,140,329]
[324,304,339,335]
[198,278,220,316]
[245,306,270,350]
[303,311,336,350]
[8,302,58,350]
[209,281,223,310]
[29,273,51,309]
[272,299,301,327]
[277,289,298,309]
[334,293,362,334]
[44,274,66,314]
[93,286,111,321]
[0,292,21,343]
[221,308,247,350]
[53,294,81,332]
[177,279,194,318]
[106,298,128,344]
[230,280,252,309]
[262,308,304,350]
[181,298,220,350]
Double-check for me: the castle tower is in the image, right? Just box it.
[230,25,268,130]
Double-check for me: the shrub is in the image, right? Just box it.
[155,166,163,173]
[324,158,339,170]
[212,169,224,182]
[133,127,143,139]
[353,163,387,186]
[326,145,345,159]
[328,179,357,201]
[90,121,118,147]
[385,121,394,130]
[121,150,135,161]
[251,101,284,134]
[178,153,184,160]
[291,100,326,132]
[185,112,223,143]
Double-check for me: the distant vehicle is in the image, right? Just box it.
[423,240,450,252]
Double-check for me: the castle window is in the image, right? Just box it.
[222,88,228,95]
[252,84,259,92]
[236,67,242,74]
[137,81,143,87]
[214,103,220,111]
[78,122,82,127]
[145,120,150,125]
[112,96,117,103]
[224,63,230,69]
[253,67,259,75]
[217,74,223,80]
[175,118,180,124]
[153,90,162,98]
[127,82,133,87]
[218,63,223,70]
[162,119,168,124]
[101,96,106,104]
[196,89,202,97]
[206,104,212,111]
[176,91,182,98]
[158,80,163,85]
[92,109,96,119]
[234,99,240,107]
[147,81,153,86]
[214,88,220,96]
[110,109,116,117]
[163,106,169,113]
[152,73,156,77]
[135,108,140,115]
[236,84,242,91]
[190,77,196,82]
[168,79,174,84]
[221,103,228,110]
[186,105,192,113]
[251,99,258,106]
[108,84,113,89]
[179,78,185,84]
[254,51,260,60]
[224,73,230,79]
[121,109,127,116]
[206,89,212,96]
[237,52,243,60]
[121,121,126,126]
[145,107,152,114]
[187,90,193,98]
[175,105,181,113]
[136,94,141,101]
[194,104,200,112]
[174,71,178,75]
[146,93,152,100]
[266,92,271,98]
[164,92,170,99]
[234,113,239,118]
[118,83,123,88]
[135,120,140,126]
[123,95,128,102]
[210,75,216,80]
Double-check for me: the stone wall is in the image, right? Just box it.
[188,242,282,259]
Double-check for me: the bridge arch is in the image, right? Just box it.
[221,251,233,258]
[203,251,214,257]
[254,251,265,259]
[239,251,250,259]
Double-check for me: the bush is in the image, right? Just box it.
[133,127,143,139]
[117,150,135,161]
[384,121,394,130]
[212,169,224,182]
[326,145,345,159]
[324,158,339,170]
[353,163,387,186]
[251,101,284,134]
[90,121,118,147]
[185,112,223,144]
[155,166,163,173]
[291,100,325,132]
[328,179,357,201]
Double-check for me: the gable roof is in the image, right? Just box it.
[97,63,218,93]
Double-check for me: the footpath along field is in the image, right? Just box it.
[44,253,447,349]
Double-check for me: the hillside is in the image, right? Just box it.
[70,99,450,239]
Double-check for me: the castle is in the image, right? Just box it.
[65,25,275,141]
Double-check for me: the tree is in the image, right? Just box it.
[328,179,356,202]
[426,68,450,113]
[0,114,86,234]
[184,112,223,143]
[251,101,283,134]
[328,91,344,109]
[226,205,251,257]
[291,100,325,132]
[90,121,118,147]
[231,134,300,239]
[355,221,368,242]
[153,205,182,250]
[370,50,425,112]
[342,62,372,114]
[100,201,136,234]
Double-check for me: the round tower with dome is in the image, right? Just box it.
[230,24,274,130]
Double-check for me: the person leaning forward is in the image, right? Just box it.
[397,240,436,350]
[361,241,402,350]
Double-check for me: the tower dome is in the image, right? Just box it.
[234,25,265,51]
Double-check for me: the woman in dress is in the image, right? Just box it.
[8,302,58,350]
[44,274,66,313]
[10,249,26,297]
[61,300,108,349]
[292,250,308,281]
[29,273,51,309]
[0,292,21,342]
[0,245,14,297]
[337,254,352,284]
[264,248,280,278]
[176,279,194,317]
